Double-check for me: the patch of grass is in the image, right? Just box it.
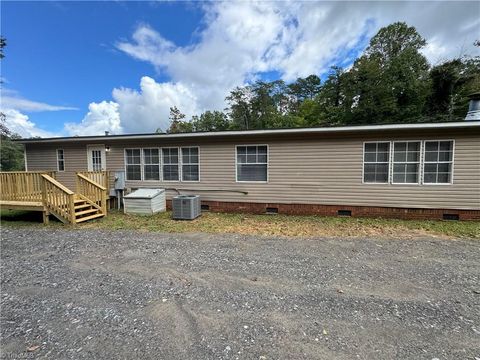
[3,209,478,239]
[1,211,480,239]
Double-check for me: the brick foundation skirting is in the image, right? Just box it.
[166,200,480,221]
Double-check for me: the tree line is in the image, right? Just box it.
[167,22,479,133]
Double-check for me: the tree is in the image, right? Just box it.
[166,106,189,133]
[348,22,430,123]
[192,111,229,132]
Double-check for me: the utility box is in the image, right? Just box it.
[114,171,126,190]
[124,189,166,215]
[172,195,201,220]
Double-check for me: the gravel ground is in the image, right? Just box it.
[1,228,479,360]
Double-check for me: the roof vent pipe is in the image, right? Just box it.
[105,131,110,136]
[465,92,480,121]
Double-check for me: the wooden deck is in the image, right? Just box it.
[0,171,109,224]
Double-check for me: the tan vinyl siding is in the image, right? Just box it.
[25,143,88,189]
[24,129,480,210]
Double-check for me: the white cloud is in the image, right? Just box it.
[3,109,57,138]
[74,1,480,134]
[64,101,122,136]
[1,89,78,112]
[112,76,199,133]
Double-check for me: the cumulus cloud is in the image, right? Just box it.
[73,1,479,135]
[112,76,199,133]
[64,101,122,136]
[3,109,57,138]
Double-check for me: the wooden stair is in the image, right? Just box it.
[73,197,105,223]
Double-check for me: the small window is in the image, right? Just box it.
[181,147,199,181]
[162,148,179,181]
[423,141,454,184]
[125,149,141,180]
[56,149,65,172]
[143,148,160,181]
[392,141,421,184]
[363,142,390,183]
[236,145,268,182]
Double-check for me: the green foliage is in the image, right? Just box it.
[1,117,25,171]
[165,22,479,133]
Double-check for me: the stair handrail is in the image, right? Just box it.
[76,173,107,215]
[41,174,76,224]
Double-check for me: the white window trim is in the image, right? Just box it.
[391,140,422,185]
[181,146,200,182]
[421,139,455,186]
[56,149,65,172]
[362,141,390,185]
[124,148,142,181]
[161,147,181,182]
[142,148,161,182]
[235,144,269,183]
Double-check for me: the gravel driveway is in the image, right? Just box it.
[1,227,479,359]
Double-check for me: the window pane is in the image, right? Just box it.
[405,172,418,183]
[425,142,438,151]
[437,173,450,183]
[437,163,451,173]
[377,151,389,162]
[394,151,406,162]
[257,154,267,163]
[364,152,376,162]
[393,164,405,174]
[163,165,179,181]
[237,154,246,163]
[406,163,418,173]
[126,165,141,180]
[407,150,419,162]
[364,172,375,182]
[237,146,247,155]
[407,142,420,152]
[394,142,407,152]
[424,163,437,173]
[439,141,452,151]
[237,164,267,181]
[393,173,404,183]
[247,154,257,163]
[257,146,267,154]
[424,151,438,162]
[182,165,199,181]
[377,143,389,153]
[364,143,376,152]
[144,165,160,180]
[438,151,452,162]
[423,173,436,183]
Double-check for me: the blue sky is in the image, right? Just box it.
[1,1,479,137]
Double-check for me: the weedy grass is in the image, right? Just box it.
[1,209,479,239]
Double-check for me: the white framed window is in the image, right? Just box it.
[423,140,454,184]
[181,147,199,182]
[162,148,179,181]
[363,142,390,183]
[125,149,141,181]
[236,145,268,182]
[56,149,65,172]
[143,148,160,181]
[392,141,421,184]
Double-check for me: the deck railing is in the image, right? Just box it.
[0,171,56,202]
[76,173,107,215]
[77,171,111,190]
[41,174,75,223]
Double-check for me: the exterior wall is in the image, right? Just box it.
[25,143,88,189]
[24,128,480,213]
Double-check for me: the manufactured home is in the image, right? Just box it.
[13,120,480,221]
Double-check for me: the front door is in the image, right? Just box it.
[87,145,106,171]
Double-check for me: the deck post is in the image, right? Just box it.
[69,195,76,224]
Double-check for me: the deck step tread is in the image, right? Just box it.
[75,213,104,223]
[74,203,92,210]
[75,208,100,217]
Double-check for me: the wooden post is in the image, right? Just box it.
[41,177,48,225]
[101,189,107,215]
[69,194,76,224]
